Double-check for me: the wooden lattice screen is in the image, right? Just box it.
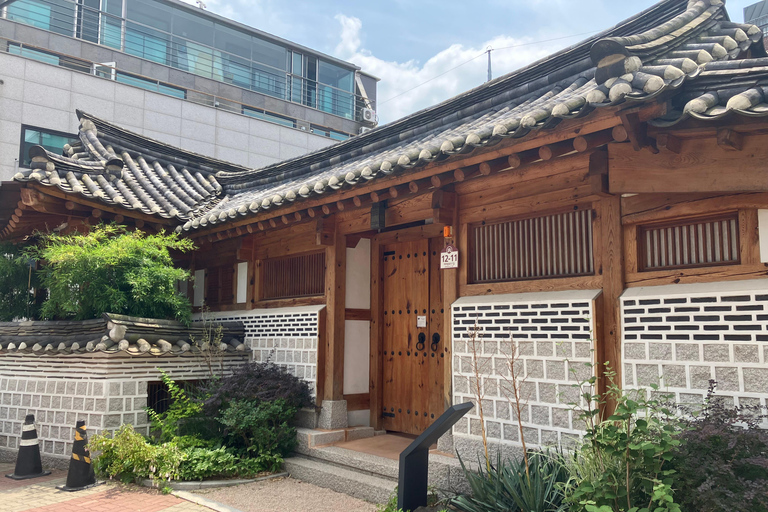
[470,209,595,283]
[262,251,326,300]
[639,213,740,271]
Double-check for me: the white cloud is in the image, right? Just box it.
[334,14,584,125]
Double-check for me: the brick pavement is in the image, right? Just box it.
[0,464,214,512]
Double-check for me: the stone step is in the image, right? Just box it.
[283,455,396,504]
[295,443,400,480]
[295,426,376,450]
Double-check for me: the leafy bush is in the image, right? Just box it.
[452,451,568,512]
[147,370,204,443]
[28,224,194,322]
[561,368,682,512]
[218,398,297,472]
[202,360,313,415]
[177,446,263,481]
[90,424,184,484]
[671,382,768,512]
[0,242,39,321]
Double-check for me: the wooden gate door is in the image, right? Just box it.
[381,238,445,434]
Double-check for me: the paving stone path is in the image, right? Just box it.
[0,465,213,512]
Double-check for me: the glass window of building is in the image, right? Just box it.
[19,126,78,168]
[125,0,171,64]
[6,0,76,36]
[100,0,122,49]
[318,61,354,119]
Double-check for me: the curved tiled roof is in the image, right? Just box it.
[0,313,247,356]
[10,0,768,236]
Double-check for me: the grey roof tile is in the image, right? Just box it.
[8,0,768,236]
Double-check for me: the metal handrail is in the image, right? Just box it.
[0,36,357,140]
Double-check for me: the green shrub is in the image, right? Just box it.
[671,382,768,512]
[90,424,184,484]
[561,371,683,512]
[452,451,568,512]
[0,242,39,321]
[218,398,297,471]
[177,447,263,480]
[28,224,194,322]
[147,370,205,443]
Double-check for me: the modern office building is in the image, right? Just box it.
[745,1,768,37]
[0,0,379,182]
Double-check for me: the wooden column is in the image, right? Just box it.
[369,238,383,429]
[324,223,347,402]
[441,195,460,412]
[597,195,624,414]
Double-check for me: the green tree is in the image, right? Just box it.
[28,224,194,322]
[0,242,39,321]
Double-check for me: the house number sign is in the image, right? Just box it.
[440,244,459,269]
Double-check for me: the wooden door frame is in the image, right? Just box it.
[368,221,459,430]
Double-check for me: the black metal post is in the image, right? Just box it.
[397,401,473,511]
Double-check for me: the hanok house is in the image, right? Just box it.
[1,0,768,469]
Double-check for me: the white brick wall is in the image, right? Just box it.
[622,279,768,409]
[201,305,324,396]
[451,290,600,453]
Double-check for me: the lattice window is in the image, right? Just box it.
[639,214,740,271]
[262,252,325,300]
[470,209,594,284]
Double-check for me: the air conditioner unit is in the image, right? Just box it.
[361,108,377,124]
[359,126,372,135]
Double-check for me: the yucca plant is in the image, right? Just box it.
[452,450,568,512]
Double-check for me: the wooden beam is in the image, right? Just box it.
[539,139,574,160]
[453,166,480,182]
[612,125,629,142]
[507,149,540,169]
[324,226,346,402]
[618,111,658,153]
[655,133,682,154]
[609,136,768,194]
[626,263,768,288]
[573,130,616,153]
[316,216,335,246]
[717,127,743,151]
[621,192,768,225]
[345,308,372,321]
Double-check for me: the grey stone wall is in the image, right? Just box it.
[450,290,600,459]
[0,352,246,460]
[622,278,768,409]
[201,305,324,397]
[0,51,337,182]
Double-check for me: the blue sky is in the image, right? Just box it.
[190,0,758,124]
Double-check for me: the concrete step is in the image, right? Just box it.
[283,455,396,504]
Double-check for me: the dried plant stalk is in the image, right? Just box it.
[468,321,491,471]
[499,334,530,481]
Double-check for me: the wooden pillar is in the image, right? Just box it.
[442,196,460,412]
[369,238,383,429]
[597,195,624,414]
[324,223,346,402]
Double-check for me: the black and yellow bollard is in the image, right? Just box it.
[5,414,51,480]
[57,420,102,491]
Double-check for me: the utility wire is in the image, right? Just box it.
[379,30,598,106]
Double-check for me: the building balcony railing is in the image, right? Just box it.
[0,0,376,123]
[1,36,357,141]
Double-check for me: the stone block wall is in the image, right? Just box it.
[0,352,246,461]
[202,305,324,396]
[450,290,600,458]
[622,279,768,409]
